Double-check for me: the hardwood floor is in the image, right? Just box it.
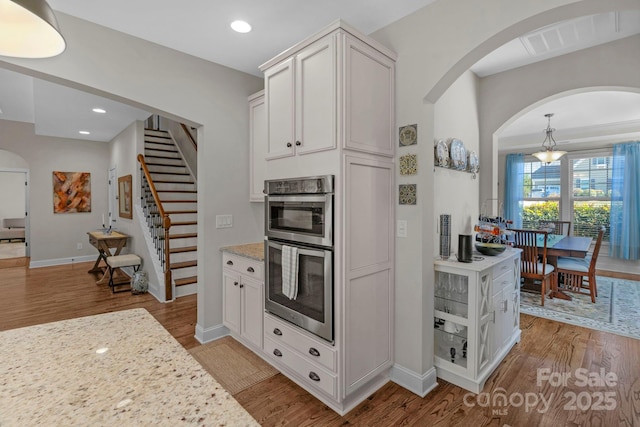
[1,261,639,426]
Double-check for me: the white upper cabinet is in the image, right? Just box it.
[343,35,395,157]
[249,91,266,202]
[264,34,336,160]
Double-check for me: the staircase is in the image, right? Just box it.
[142,129,197,298]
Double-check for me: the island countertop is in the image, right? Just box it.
[220,242,264,261]
[0,308,258,426]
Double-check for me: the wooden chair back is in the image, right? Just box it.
[587,227,606,273]
[512,229,550,277]
[539,220,572,236]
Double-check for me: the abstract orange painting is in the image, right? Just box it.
[53,171,92,213]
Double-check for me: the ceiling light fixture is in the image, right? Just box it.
[92,108,106,113]
[531,113,567,163]
[79,130,90,135]
[0,0,66,58]
[230,20,251,33]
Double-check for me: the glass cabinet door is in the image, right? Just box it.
[434,271,469,368]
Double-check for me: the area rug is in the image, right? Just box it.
[520,276,640,340]
[188,336,278,395]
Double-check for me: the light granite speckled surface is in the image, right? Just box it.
[220,242,264,261]
[0,309,258,426]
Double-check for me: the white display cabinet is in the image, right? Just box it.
[434,248,521,393]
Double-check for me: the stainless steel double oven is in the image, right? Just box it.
[264,175,334,343]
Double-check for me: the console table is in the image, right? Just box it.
[87,231,129,285]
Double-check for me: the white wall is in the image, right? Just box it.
[0,12,264,337]
[0,171,26,220]
[370,0,640,394]
[0,120,110,263]
[434,70,480,256]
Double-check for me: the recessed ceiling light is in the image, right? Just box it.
[92,108,107,113]
[230,20,251,33]
[79,131,91,135]
[96,347,109,354]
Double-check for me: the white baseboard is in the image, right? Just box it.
[30,255,96,269]
[195,322,229,344]
[390,364,439,397]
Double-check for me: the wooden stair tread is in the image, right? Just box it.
[145,162,185,167]
[157,190,197,193]
[169,233,197,239]
[170,245,197,254]
[153,179,195,184]
[149,171,191,175]
[174,276,197,286]
[161,199,197,203]
[144,147,178,153]
[171,260,197,269]
[165,210,197,215]
[171,221,197,226]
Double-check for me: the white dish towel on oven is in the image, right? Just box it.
[281,245,299,300]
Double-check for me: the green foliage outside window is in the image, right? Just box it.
[521,201,610,241]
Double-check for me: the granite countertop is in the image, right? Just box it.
[220,242,264,262]
[0,309,258,426]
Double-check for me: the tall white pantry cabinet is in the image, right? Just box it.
[251,20,396,414]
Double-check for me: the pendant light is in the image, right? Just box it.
[531,113,567,163]
[0,0,66,58]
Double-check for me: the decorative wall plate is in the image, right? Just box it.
[449,138,467,170]
[435,139,449,167]
[468,150,479,173]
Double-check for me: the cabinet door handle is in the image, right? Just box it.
[273,328,282,336]
[226,260,233,266]
[273,348,282,357]
[286,142,292,148]
[309,347,320,357]
[234,281,239,286]
[239,283,244,288]
[247,267,255,273]
[295,140,302,146]
[309,372,320,382]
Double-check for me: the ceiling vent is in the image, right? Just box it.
[521,12,618,57]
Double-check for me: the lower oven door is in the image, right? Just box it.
[265,239,333,343]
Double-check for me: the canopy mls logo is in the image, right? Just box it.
[463,368,619,416]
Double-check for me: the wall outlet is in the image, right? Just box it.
[77,243,83,250]
[216,214,233,229]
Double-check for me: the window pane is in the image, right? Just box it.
[522,201,559,229]
[570,155,612,241]
[521,158,562,227]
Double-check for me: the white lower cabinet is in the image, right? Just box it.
[222,253,264,350]
[434,249,521,393]
[263,313,339,399]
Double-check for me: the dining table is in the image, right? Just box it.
[535,233,593,300]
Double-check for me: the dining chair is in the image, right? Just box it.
[538,220,572,236]
[555,226,605,303]
[512,229,556,306]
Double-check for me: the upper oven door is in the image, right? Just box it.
[266,194,333,247]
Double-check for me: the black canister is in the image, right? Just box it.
[458,234,473,263]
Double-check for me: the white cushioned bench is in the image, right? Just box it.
[106,254,141,293]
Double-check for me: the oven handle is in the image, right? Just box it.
[267,240,330,258]
[266,194,330,203]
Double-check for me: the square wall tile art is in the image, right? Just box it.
[399,124,417,146]
[400,154,417,175]
[53,171,92,213]
[399,184,417,205]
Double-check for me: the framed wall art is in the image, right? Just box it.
[118,174,133,219]
[52,171,91,213]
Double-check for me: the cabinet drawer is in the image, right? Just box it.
[223,253,263,281]
[493,269,513,295]
[264,336,338,399]
[491,258,514,280]
[265,314,337,372]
